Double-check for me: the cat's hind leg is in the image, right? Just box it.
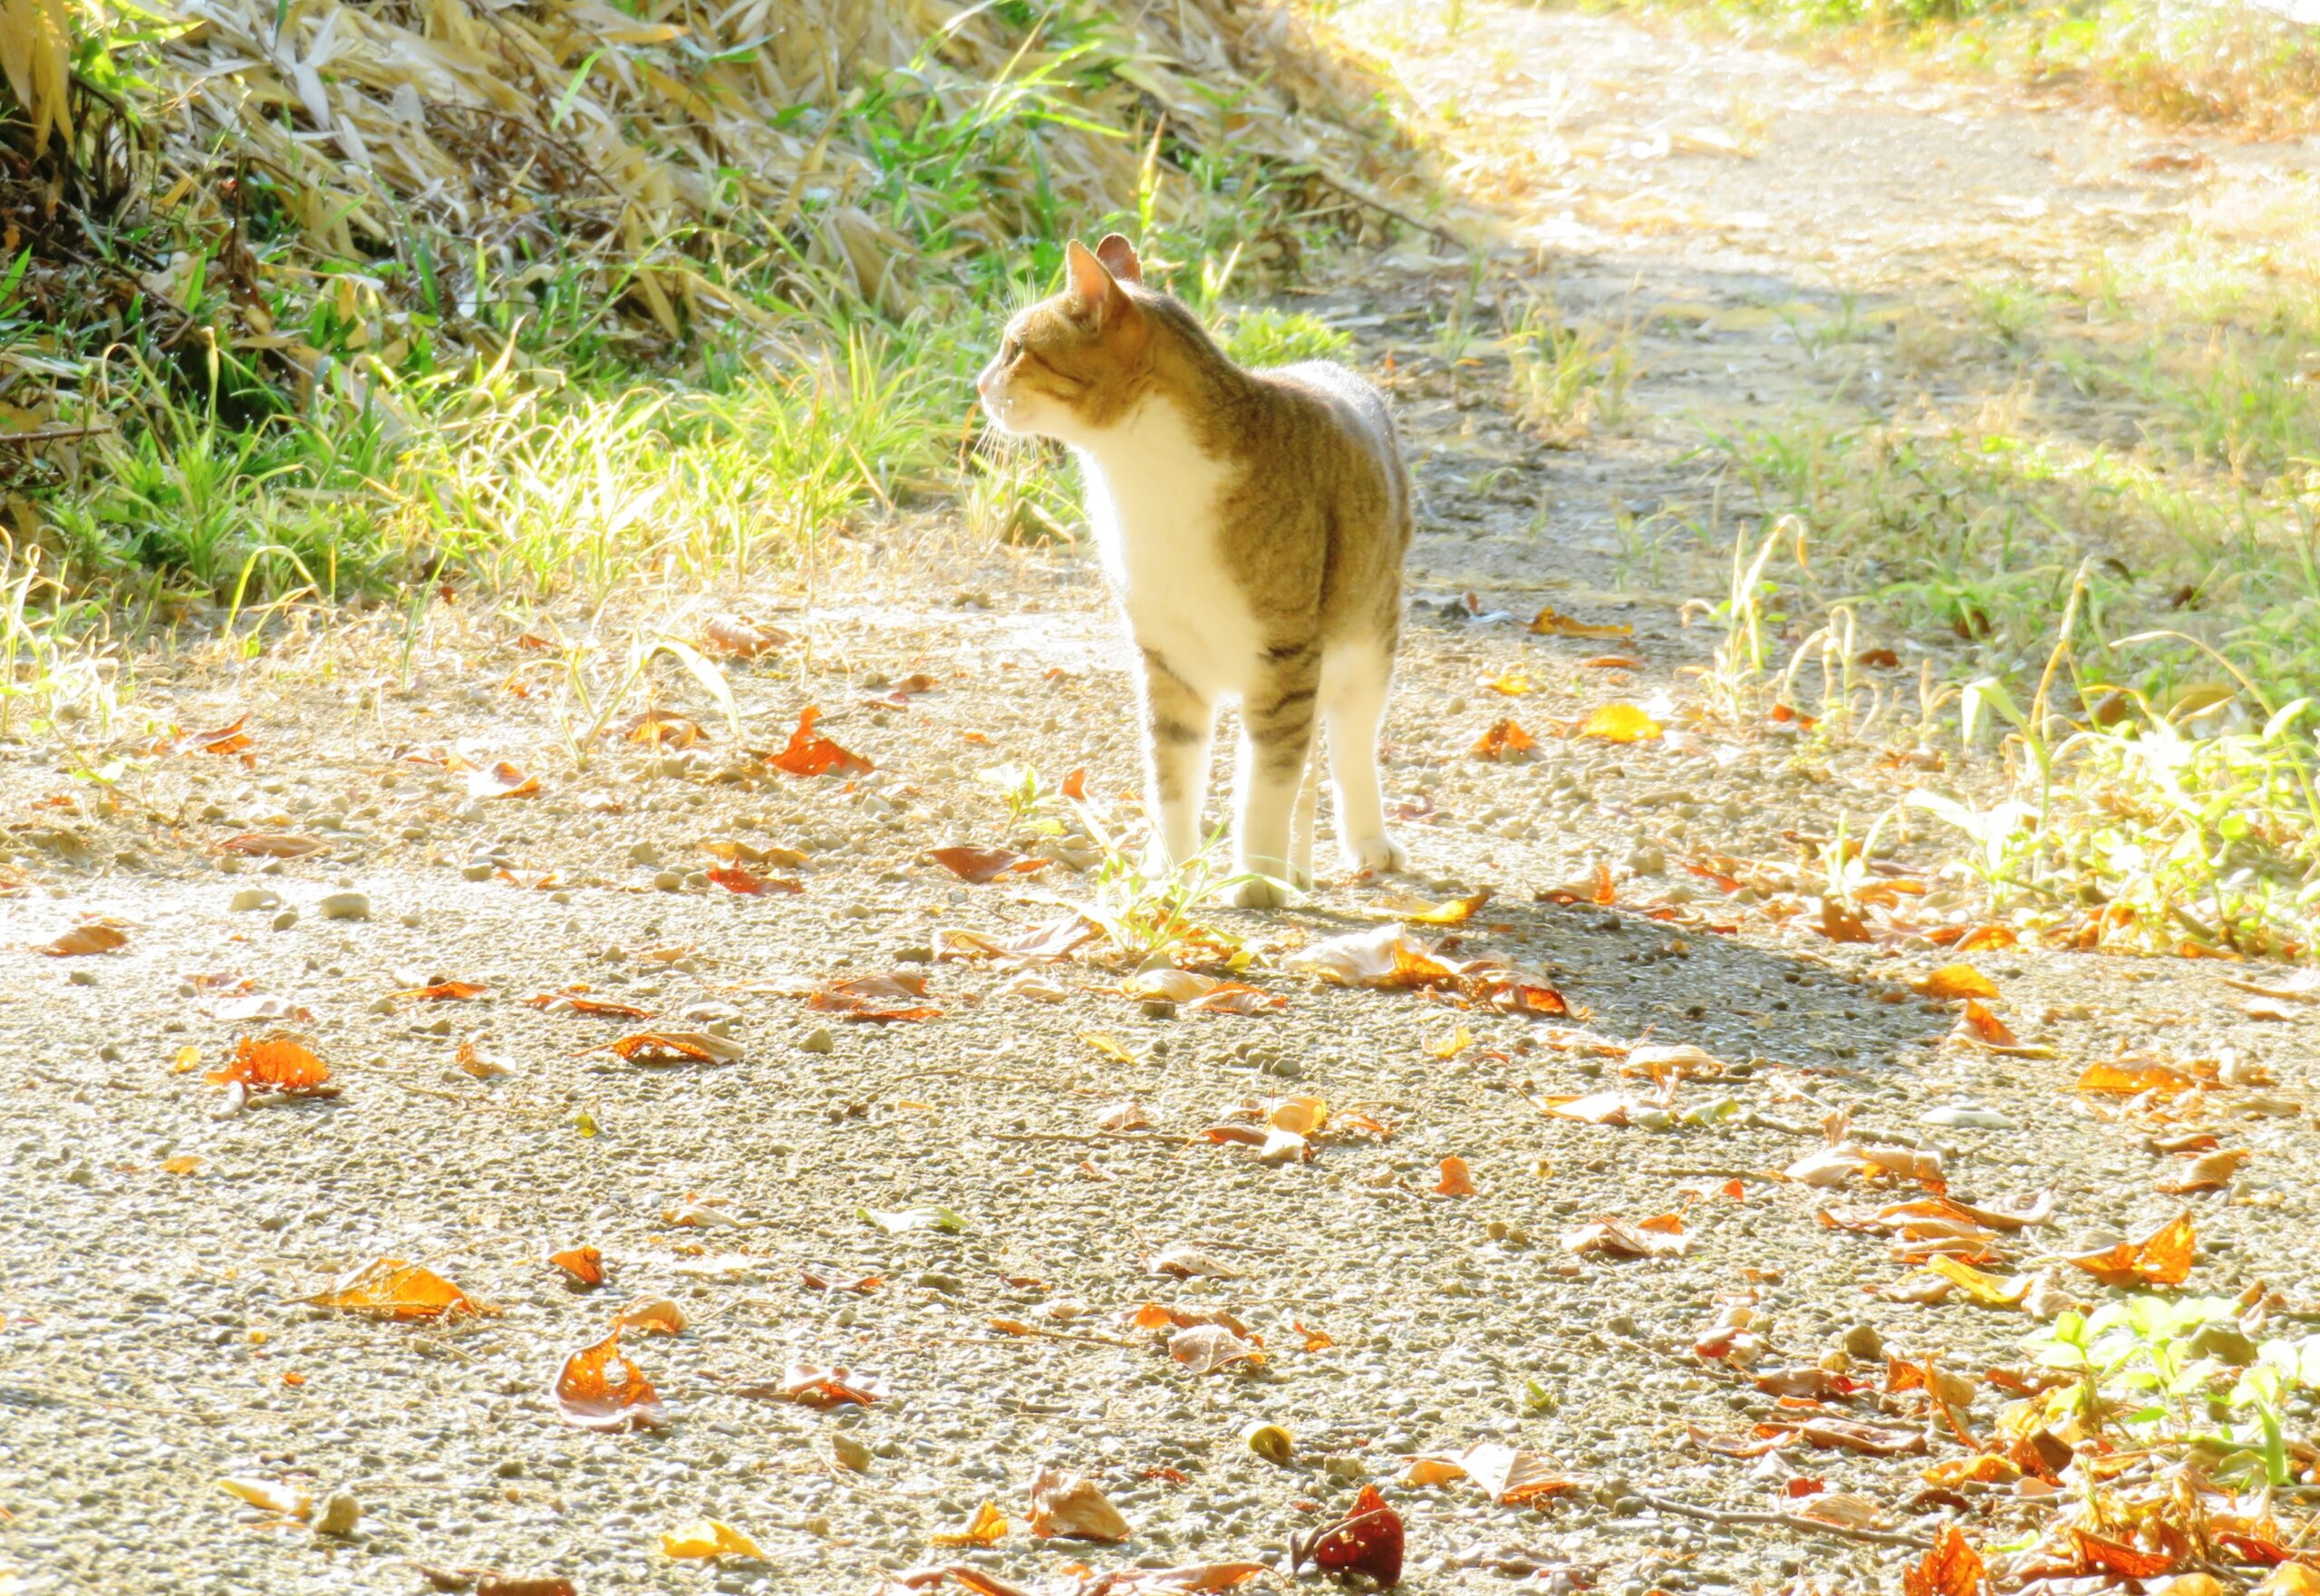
[1228,649,1320,908]
[1321,644,1406,875]
[1290,737,1320,892]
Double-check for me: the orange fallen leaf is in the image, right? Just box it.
[1061,767,1088,800]
[549,1246,604,1288]
[928,846,1049,884]
[396,980,488,1002]
[2157,1148,2249,1194]
[613,1295,687,1336]
[309,1258,488,1320]
[766,706,871,778]
[555,1331,668,1430]
[701,614,790,659]
[1294,1320,1335,1352]
[2078,1059,2197,1098]
[174,715,255,756]
[467,761,539,798]
[1484,667,1538,696]
[1955,1000,2017,1048]
[615,709,709,747]
[600,1030,745,1064]
[1902,1525,1987,1596]
[742,1361,884,1407]
[800,1268,884,1294]
[1293,1484,1403,1588]
[206,1033,334,1096]
[1406,889,1492,926]
[1915,963,1997,1001]
[1532,605,1633,640]
[1580,703,1662,741]
[1028,1467,1131,1542]
[1435,1156,1476,1196]
[2072,1528,2175,1580]
[42,924,126,956]
[930,1502,1008,1548]
[1580,653,1641,669]
[705,866,802,895]
[1469,718,1535,759]
[1169,1324,1264,1374]
[2067,1211,2195,1289]
[1565,1215,1690,1257]
[809,972,939,1023]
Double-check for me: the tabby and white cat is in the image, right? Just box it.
[976,235,1411,907]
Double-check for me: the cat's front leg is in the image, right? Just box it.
[1137,645,1214,872]
[1229,653,1320,907]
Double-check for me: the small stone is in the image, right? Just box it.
[314,1494,362,1537]
[799,1029,835,1055]
[652,870,682,893]
[68,969,97,987]
[230,888,280,912]
[830,1434,872,1474]
[368,997,398,1016]
[1605,1313,1640,1338]
[915,1271,962,1294]
[628,841,662,866]
[1141,999,1178,1020]
[1841,1324,1884,1362]
[460,862,494,882]
[400,912,422,929]
[317,892,369,922]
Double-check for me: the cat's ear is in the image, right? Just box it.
[1064,238,1134,327]
[1094,233,1143,285]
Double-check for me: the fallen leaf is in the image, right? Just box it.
[1029,1467,1132,1541]
[176,715,255,756]
[2072,1528,2174,1580]
[549,1246,604,1288]
[617,710,709,748]
[1435,1156,1476,1196]
[1915,964,1997,1001]
[801,1268,884,1294]
[1170,1324,1264,1374]
[1285,924,1457,988]
[2157,1148,2249,1194]
[527,989,657,1019]
[929,1502,1008,1548]
[1484,667,1538,696]
[466,761,539,798]
[1795,1493,1887,1530]
[1580,703,1662,741]
[1295,1320,1335,1352]
[1765,1417,1927,1456]
[1458,1442,1580,1504]
[1406,889,1493,926]
[207,1033,334,1096]
[454,1040,514,1079]
[309,1258,486,1320]
[701,614,790,659]
[555,1332,668,1430]
[41,924,126,956]
[660,1518,763,1559]
[928,846,1048,883]
[811,973,939,1022]
[1061,767,1088,799]
[1147,1244,1240,1280]
[221,833,326,857]
[220,1475,311,1517]
[1430,1026,1475,1059]
[1081,1031,1138,1064]
[1954,1000,2018,1048]
[1532,605,1633,639]
[161,1155,205,1175]
[860,1205,966,1234]
[1564,1215,1690,1257]
[2066,1211,2195,1288]
[1470,718,1535,759]
[1292,1485,1403,1589]
[600,1030,744,1065]
[397,980,488,1002]
[767,706,871,777]
[2078,1059,2197,1097]
[749,1360,884,1407]
[1923,1255,2028,1309]
[705,866,801,895]
[614,1297,686,1336]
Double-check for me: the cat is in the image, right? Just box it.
[976,234,1411,907]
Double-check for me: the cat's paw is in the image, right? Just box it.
[1288,859,1315,891]
[1344,833,1408,875]
[1228,873,1295,910]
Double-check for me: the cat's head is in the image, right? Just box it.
[977,235,1152,442]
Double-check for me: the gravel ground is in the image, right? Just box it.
[6,8,2319,1595]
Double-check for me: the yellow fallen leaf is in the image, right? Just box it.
[219,1476,311,1517]
[1580,703,1662,742]
[1078,1031,1136,1066]
[1431,1026,1475,1060]
[1914,963,1997,1001]
[930,1501,1008,1548]
[660,1518,765,1560]
[1925,1254,2027,1309]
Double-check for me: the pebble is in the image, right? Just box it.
[1841,1324,1884,1361]
[230,888,280,912]
[68,970,97,987]
[460,862,494,882]
[800,1029,835,1055]
[653,871,683,893]
[318,892,370,922]
[831,1434,873,1473]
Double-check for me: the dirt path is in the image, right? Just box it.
[6,9,2318,1595]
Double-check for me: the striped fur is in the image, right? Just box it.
[976,236,1411,906]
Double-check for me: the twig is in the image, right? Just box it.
[989,1129,1176,1145]
[1638,1491,1934,1551]
[979,1323,1137,1349]
[1301,161,1473,251]
[0,423,114,445]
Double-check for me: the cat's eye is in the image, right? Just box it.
[1000,334,1020,363]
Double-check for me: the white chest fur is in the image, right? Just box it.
[1075,401,1262,701]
